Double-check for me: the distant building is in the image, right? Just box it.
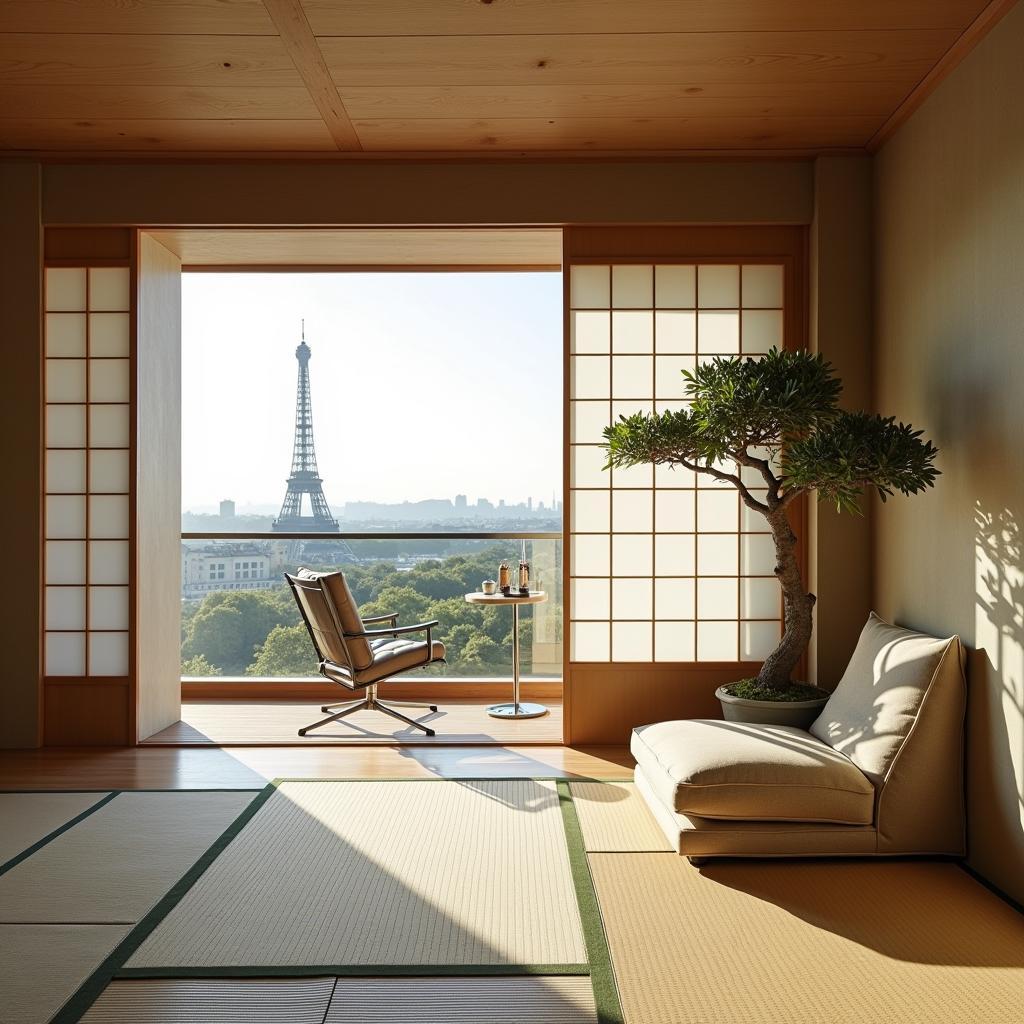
[219,499,236,518]
[455,494,468,509]
[182,545,276,599]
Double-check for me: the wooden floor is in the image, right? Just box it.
[0,745,633,791]
[143,699,564,746]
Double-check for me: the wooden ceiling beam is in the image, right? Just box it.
[261,0,362,151]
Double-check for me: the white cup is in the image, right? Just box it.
[481,580,497,595]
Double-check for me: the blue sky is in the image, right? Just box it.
[181,272,563,513]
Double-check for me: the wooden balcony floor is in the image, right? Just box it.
[142,698,564,746]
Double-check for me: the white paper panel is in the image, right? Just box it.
[89,631,130,675]
[89,540,129,585]
[612,534,652,577]
[654,310,696,353]
[654,534,695,576]
[571,445,607,489]
[655,490,695,532]
[742,264,784,307]
[571,535,610,577]
[697,578,738,620]
[611,356,652,399]
[612,621,652,661]
[46,405,87,448]
[654,355,695,400]
[654,462,695,488]
[571,401,609,444]
[697,534,739,576]
[611,311,653,353]
[45,541,86,585]
[698,265,739,307]
[697,490,739,532]
[742,309,784,354]
[45,495,86,539]
[742,577,781,619]
[610,461,652,489]
[46,632,86,675]
[45,268,86,312]
[46,587,85,631]
[90,450,130,493]
[612,490,652,532]
[612,264,652,308]
[46,313,87,357]
[570,265,609,308]
[571,356,609,400]
[89,359,131,403]
[741,493,771,532]
[655,621,695,661]
[742,620,782,660]
[612,578,652,620]
[571,311,610,354]
[89,405,130,448]
[45,359,87,403]
[655,578,695,619]
[571,621,609,661]
[742,534,777,576]
[46,449,87,493]
[89,495,130,539]
[697,621,738,661]
[571,490,610,533]
[655,265,695,308]
[571,578,609,620]
[90,586,130,631]
[697,311,740,353]
[89,313,131,357]
[89,267,130,311]
[611,399,653,422]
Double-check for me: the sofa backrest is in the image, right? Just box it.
[810,612,967,855]
[810,612,961,785]
[295,567,374,671]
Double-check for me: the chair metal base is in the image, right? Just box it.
[299,685,438,737]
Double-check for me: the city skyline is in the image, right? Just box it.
[181,272,562,512]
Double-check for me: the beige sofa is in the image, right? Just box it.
[633,613,967,858]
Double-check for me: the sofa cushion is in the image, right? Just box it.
[631,720,874,825]
[297,567,373,670]
[810,612,962,785]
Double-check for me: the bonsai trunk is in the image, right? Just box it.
[756,507,815,691]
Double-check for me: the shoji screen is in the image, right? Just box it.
[563,227,807,742]
[43,261,133,741]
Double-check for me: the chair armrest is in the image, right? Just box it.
[362,612,399,626]
[350,620,440,639]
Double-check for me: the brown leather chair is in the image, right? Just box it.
[285,567,445,737]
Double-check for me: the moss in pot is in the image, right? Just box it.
[601,348,939,729]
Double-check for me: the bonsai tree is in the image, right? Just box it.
[602,348,939,698]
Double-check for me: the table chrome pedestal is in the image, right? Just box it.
[464,591,549,720]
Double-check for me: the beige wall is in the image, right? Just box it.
[874,3,1024,903]
[808,155,874,689]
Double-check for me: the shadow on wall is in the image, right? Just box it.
[971,503,1024,871]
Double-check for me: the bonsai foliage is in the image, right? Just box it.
[602,348,939,691]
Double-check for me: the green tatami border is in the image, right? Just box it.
[48,776,631,1023]
[557,780,625,1024]
[0,791,118,878]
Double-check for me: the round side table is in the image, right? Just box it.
[464,591,549,719]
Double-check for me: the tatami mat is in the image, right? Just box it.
[589,853,1024,1024]
[324,976,597,1022]
[568,782,672,852]
[0,792,111,868]
[81,977,336,1023]
[0,791,255,923]
[0,923,129,1024]
[129,780,586,968]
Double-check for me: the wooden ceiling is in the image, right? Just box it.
[0,1,1011,157]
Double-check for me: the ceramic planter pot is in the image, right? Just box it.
[715,684,830,730]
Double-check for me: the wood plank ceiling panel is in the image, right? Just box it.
[0,1,1011,155]
[302,0,991,35]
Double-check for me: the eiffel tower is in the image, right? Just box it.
[272,324,340,533]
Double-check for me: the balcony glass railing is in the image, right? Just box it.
[180,532,563,681]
